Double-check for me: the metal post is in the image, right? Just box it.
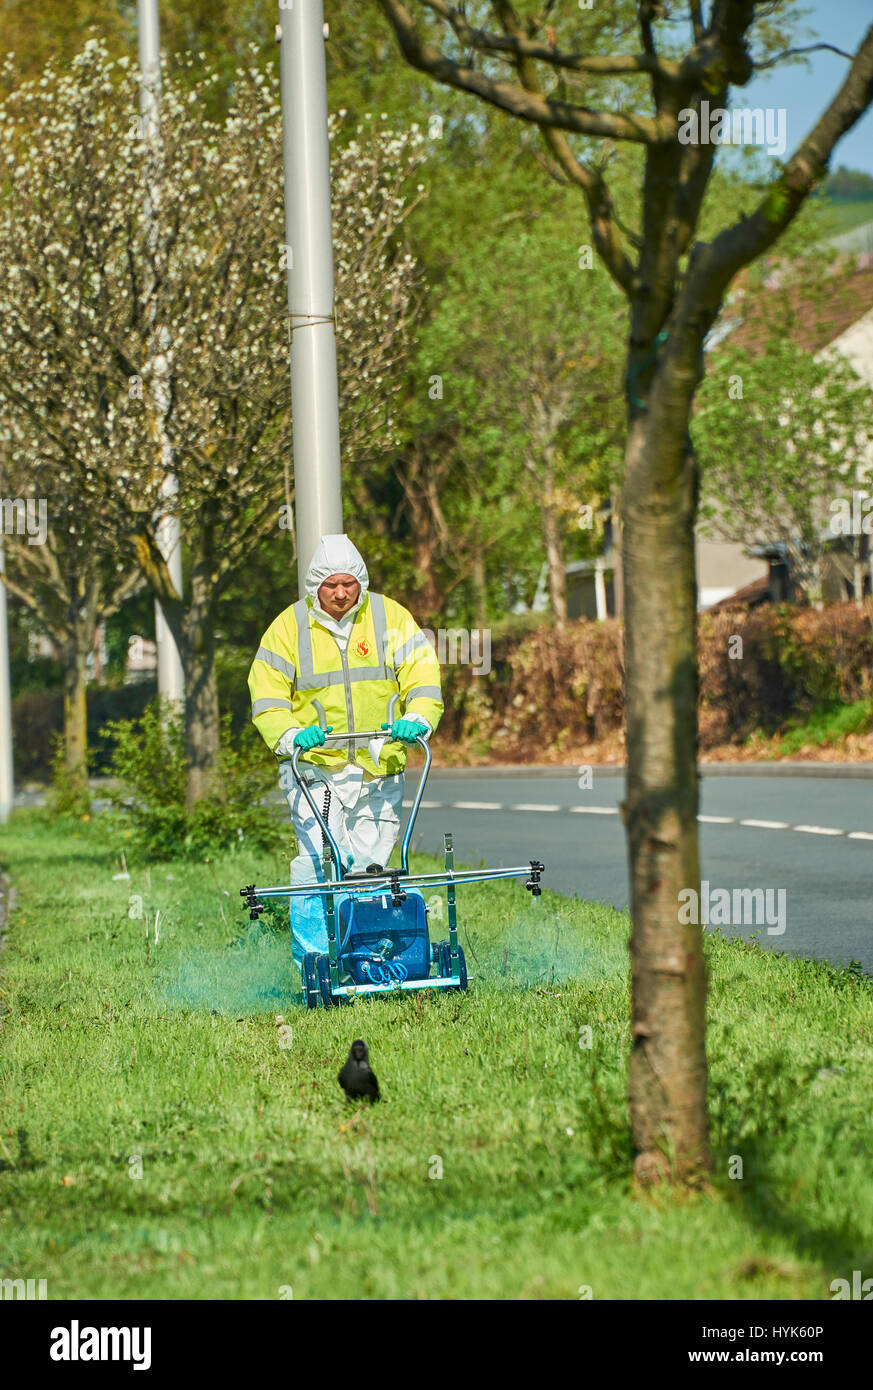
[610,491,624,619]
[444,832,458,975]
[594,559,608,623]
[138,0,185,706]
[324,842,340,995]
[278,0,343,595]
[0,541,14,823]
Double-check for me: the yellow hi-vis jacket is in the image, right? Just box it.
[248,592,443,776]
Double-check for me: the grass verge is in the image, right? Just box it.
[1,809,871,1300]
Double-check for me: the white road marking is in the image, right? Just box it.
[401,798,873,842]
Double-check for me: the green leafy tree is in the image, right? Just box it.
[0,449,143,797]
[0,3,131,96]
[419,192,626,626]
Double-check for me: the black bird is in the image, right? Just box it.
[338,1039,380,1103]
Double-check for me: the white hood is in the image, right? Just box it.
[305,534,369,631]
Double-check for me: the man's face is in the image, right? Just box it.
[318,573,361,620]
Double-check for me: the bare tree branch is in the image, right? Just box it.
[686,23,873,308]
[756,42,855,71]
[489,0,638,295]
[0,567,44,615]
[540,130,636,294]
[377,0,668,142]
[689,0,704,45]
[422,0,681,78]
[100,566,146,620]
[639,1,658,60]
[132,526,182,613]
[707,0,756,86]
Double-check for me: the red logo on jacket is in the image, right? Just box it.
[355,639,371,657]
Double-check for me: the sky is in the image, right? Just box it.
[741,0,873,176]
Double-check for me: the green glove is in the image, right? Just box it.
[381,718,425,744]
[294,724,332,750]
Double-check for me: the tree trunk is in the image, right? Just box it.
[133,525,221,812]
[852,535,864,609]
[58,584,99,798]
[810,556,824,610]
[471,551,487,631]
[610,492,624,619]
[543,495,567,631]
[404,481,442,620]
[412,533,441,620]
[93,624,104,683]
[182,567,222,813]
[62,644,89,792]
[529,412,568,633]
[621,402,710,1185]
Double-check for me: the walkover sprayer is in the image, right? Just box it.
[240,730,545,1008]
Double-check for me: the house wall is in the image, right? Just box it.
[566,570,615,621]
[696,537,768,609]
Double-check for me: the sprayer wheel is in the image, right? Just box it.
[316,953,349,1007]
[301,952,320,1009]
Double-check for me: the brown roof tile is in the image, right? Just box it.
[705,575,772,611]
[721,263,873,357]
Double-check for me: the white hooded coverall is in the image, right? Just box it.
[271,535,433,967]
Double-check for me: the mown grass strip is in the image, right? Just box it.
[0,809,871,1300]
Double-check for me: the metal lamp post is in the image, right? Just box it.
[278,0,344,593]
[138,0,185,705]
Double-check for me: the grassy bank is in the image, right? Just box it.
[821,197,873,236]
[1,810,871,1300]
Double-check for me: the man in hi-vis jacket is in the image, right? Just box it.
[248,534,443,967]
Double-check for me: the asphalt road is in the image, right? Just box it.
[406,768,873,973]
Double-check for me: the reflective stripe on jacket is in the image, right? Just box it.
[248,591,443,776]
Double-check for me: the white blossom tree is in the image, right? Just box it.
[0,432,143,795]
[0,40,424,808]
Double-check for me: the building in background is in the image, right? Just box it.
[571,254,873,619]
[126,635,158,683]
